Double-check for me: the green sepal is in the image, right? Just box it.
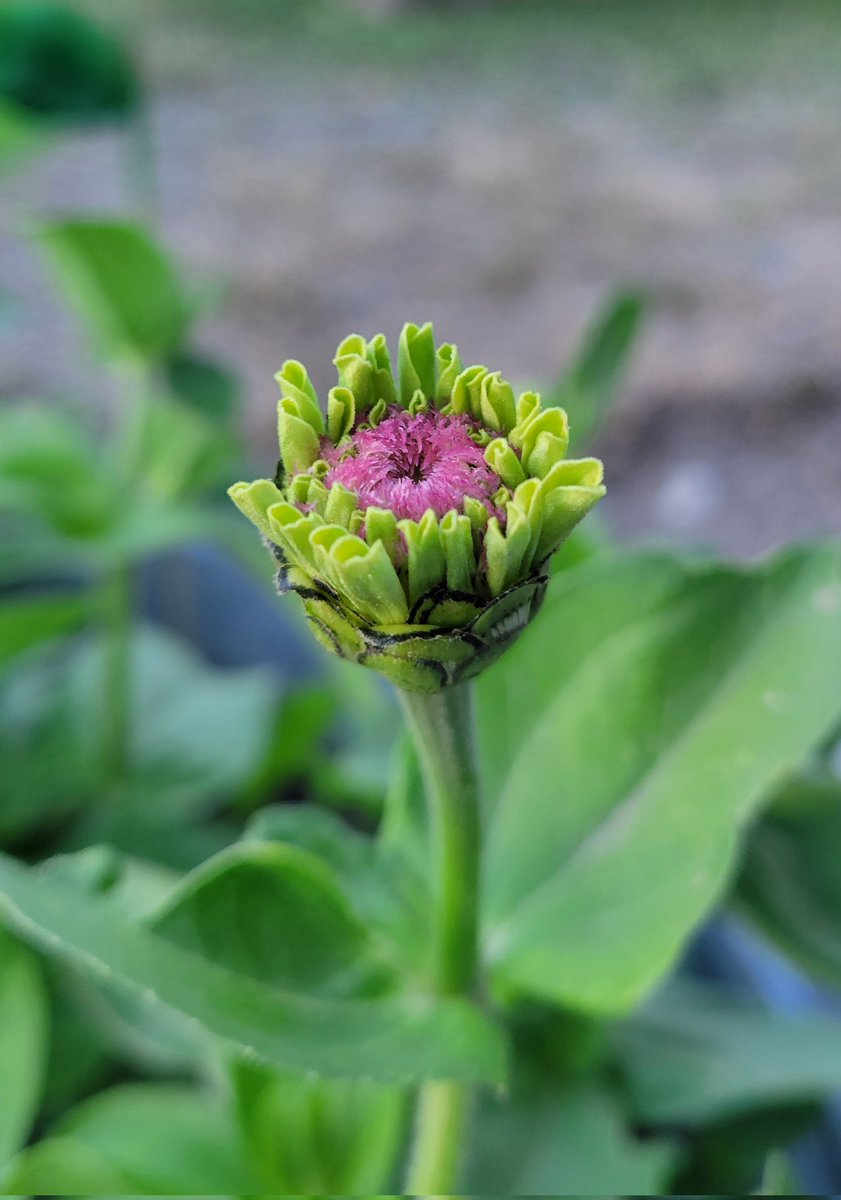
[398,322,436,406]
[485,438,525,489]
[365,506,400,560]
[435,343,462,405]
[275,361,324,434]
[311,526,409,625]
[450,365,488,418]
[227,478,285,542]
[397,510,446,607]
[534,458,606,560]
[480,372,517,433]
[277,400,321,476]
[440,511,476,593]
[327,385,356,443]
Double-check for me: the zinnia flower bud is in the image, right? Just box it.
[229,323,605,691]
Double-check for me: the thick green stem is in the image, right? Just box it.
[399,682,481,1194]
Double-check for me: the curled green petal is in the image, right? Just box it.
[365,506,400,561]
[327,385,356,443]
[227,478,285,541]
[480,372,517,433]
[515,407,570,472]
[398,322,436,406]
[450,364,488,419]
[435,343,462,405]
[275,360,324,434]
[484,506,532,596]
[485,437,525,489]
[277,401,321,476]
[516,390,541,427]
[333,334,373,409]
[267,502,324,572]
[366,333,397,406]
[312,526,408,624]
[398,509,446,607]
[408,389,430,416]
[535,458,606,560]
[464,495,490,532]
[324,481,358,527]
[440,510,476,592]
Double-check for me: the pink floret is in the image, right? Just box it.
[323,407,501,523]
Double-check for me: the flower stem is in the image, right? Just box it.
[399,682,481,1194]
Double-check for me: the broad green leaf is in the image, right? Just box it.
[673,1105,817,1196]
[0,591,88,668]
[166,352,241,424]
[0,853,505,1084]
[0,98,47,171]
[150,842,390,996]
[35,221,192,362]
[480,546,841,1013]
[546,289,645,449]
[468,1078,675,1194]
[736,771,841,986]
[614,980,841,1124]
[1,1084,260,1195]
[0,929,49,1163]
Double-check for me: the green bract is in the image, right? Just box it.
[229,323,605,691]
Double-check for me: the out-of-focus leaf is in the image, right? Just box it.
[243,685,336,804]
[150,842,390,997]
[35,221,193,362]
[0,591,88,668]
[0,929,49,1163]
[673,1104,817,1196]
[468,1076,675,1194]
[136,397,241,501]
[166,352,241,424]
[232,1059,405,1194]
[0,98,47,171]
[615,979,841,1124]
[479,545,841,1014]
[546,289,646,449]
[0,4,137,122]
[2,1085,261,1195]
[0,1136,134,1194]
[0,853,506,1084]
[736,771,841,987]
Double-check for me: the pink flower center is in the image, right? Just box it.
[322,407,500,523]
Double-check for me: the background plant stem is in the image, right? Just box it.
[399,681,481,1193]
[100,564,133,788]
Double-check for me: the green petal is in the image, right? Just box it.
[535,458,606,560]
[227,478,285,541]
[366,333,397,406]
[397,510,446,606]
[484,507,531,596]
[485,437,525,489]
[515,390,541,427]
[450,365,488,419]
[312,526,409,624]
[479,372,517,433]
[275,360,324,434]
[435,342,463,405]
[398,322,436,406]
[333,334,373,409]
[365,506,400,561]
[440,510,476,592]
[327,385,356,443]
[324,481,358,527]
[267,502,324,572]
[464,495,490,532]
[514,407,570,472]
[277,401,321,476]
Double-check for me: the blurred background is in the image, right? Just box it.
[4,0,841,555]
[2,1,841,1195]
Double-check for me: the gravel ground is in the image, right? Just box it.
[2,0,840,556]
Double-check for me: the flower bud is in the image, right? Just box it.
[230,324,605,691]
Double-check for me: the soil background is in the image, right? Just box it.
[3,0,841,556]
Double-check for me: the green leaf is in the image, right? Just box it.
[614,979,841,1124]
[0,853,506,1084]
[0,98,47,172]
[35,221,193,362]
[166,352,241,424]
[2,1084,261,1195]
[0,929,49,1163]
[150,842,390,997]
[0,4,138,123]
[468,1078,675,1194]
[0,1136,134,1195]
[736,771,841,986]
[0,591,88,668]
[480,545,841,1013]
[546,289,646,449]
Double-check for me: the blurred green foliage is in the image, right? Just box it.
[0,2,840,1194]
